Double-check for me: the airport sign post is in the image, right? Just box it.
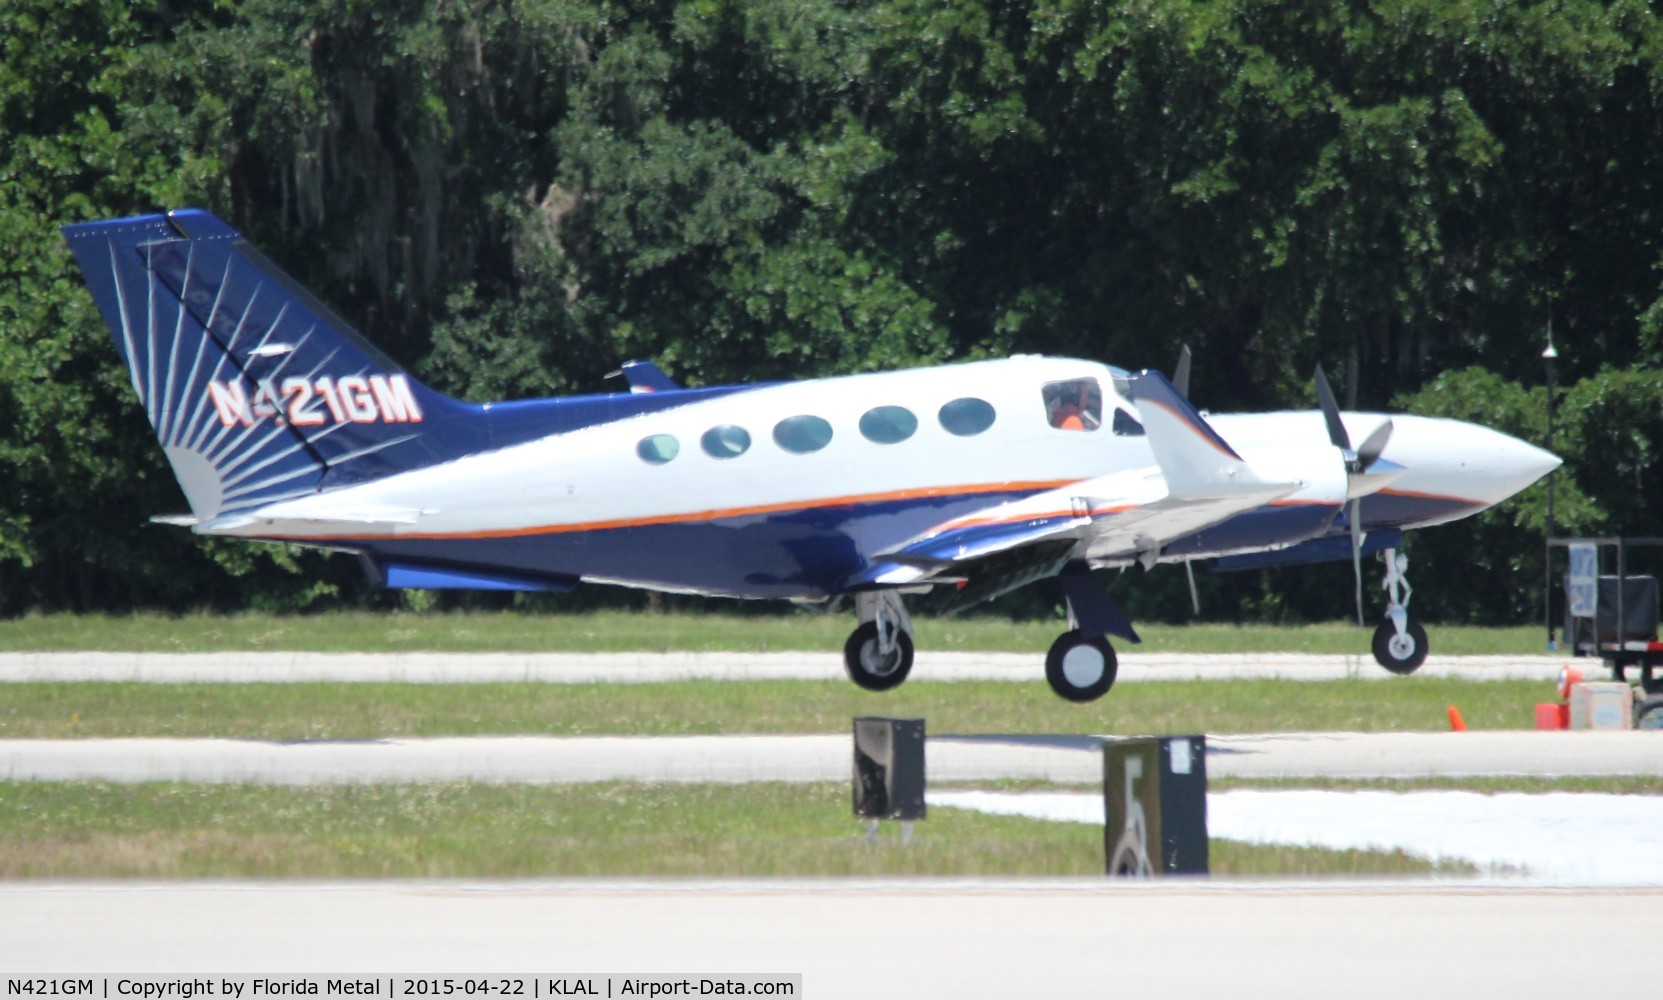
[1104,735,1209,876]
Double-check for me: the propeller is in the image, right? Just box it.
[1313,365,1396,626]
[1173,345,1200,616]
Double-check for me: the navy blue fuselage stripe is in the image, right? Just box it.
[271,491,1476,599]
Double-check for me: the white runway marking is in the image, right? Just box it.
[931,789,1663,884]
[0,650,1567,683]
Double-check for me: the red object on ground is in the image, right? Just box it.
[1559,666,1584,701]
[1536,702,1570,730]
[1447,705,1468,731]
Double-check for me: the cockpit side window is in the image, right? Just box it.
[1112,409,1146,436]
[1042,378,1103,432]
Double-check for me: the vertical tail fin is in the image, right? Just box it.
[61,209,479,524]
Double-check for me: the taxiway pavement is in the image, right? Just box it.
[5,730,1661,784]
[4,879,1661,997]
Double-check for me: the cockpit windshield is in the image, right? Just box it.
[1042,378,1103,432]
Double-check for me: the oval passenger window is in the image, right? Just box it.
[701,424,752,459]
[636,434,680,465]
[773,415,834,454]
[938,397,996,437]
[859,405,918,444]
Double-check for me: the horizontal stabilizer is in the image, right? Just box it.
[233,500,427,527]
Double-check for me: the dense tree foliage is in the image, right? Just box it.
[4,0,1662,625]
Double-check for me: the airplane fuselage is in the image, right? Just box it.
[215,356,1549,600]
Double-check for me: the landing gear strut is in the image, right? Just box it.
[843,591,915,692]
[1371,548,1428,674]
[1044,575,1121,702]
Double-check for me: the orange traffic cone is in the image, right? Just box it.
[1447,705,1468,731]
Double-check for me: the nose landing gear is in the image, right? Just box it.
[1371,548,1428,674]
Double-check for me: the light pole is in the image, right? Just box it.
[1543,323,1558,647]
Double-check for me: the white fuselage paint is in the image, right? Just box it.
[237,357,1143,540]
[219,356,1558,566]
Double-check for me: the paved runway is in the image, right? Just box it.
[0,649,1569,683]
[5,879,1661,997]
[5,730,1661,784]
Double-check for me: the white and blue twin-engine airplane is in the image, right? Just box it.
[63,210,1559,701]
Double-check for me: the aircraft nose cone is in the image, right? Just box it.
[1456,422,1556,502]
[1379,417,1560,515]
[1480,428,1561,502]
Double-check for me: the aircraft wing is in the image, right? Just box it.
[847,370,1298,599]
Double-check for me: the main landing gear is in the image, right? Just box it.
[1371,547,1428,674]
[1045,630,1118,702]
[841,563,1131,703]
[843,591,915,692]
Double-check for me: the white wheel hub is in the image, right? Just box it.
[1061,645,1106,689]
[1388,632,1417,660]
[860,641,900,677]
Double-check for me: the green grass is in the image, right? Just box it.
[0,677,1554,739]
[0,781,1470,879]
[0,613,1591,881]
[0,610,1554,655]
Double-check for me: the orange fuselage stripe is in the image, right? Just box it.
[1377,487,1475,505]
[293,479,1080,542]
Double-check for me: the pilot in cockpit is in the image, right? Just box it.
[1044,379,1103,431]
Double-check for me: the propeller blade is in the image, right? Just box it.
[1355,418,1393,470]
[1174,345,1193,398]
[1184,560,1201,616]
[1316,365,1375,625]
[1349,498,1365,626]
[1313,364,1350,453]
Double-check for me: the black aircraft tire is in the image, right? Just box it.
[843,622,914,692]
[1044,630,1118,703]
[1372,618,1429,674]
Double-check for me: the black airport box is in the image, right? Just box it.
[1103,735,1209,876]
[852,717,926,821]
